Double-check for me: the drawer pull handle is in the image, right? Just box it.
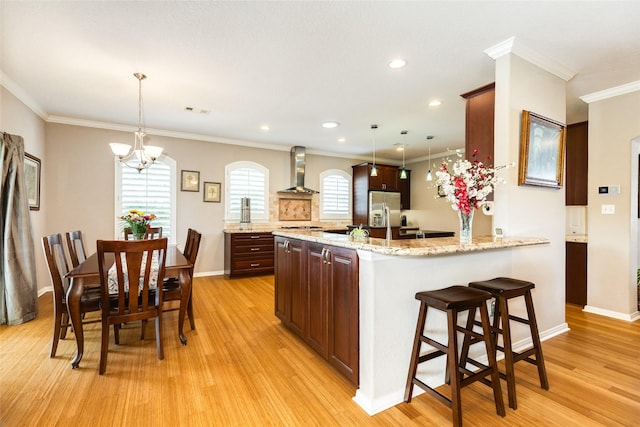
[250,263,260,267]
[250,236,260,239]
[251,248,260,251]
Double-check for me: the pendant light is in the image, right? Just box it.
[426,136,433,181]
[370,124,378,177]
[399,130,408,179]
[109,73,163,173]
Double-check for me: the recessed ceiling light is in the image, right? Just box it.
[338,137,346,143]
[260,125,270,131]
[322,121,340,129]
[429,100,442,107]
[389,58,407,69]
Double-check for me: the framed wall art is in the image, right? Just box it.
[181,170,200,192]
[24,153,41,210]
[518,110,566,188]
[203,182,221,203]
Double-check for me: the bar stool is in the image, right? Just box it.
[468,277,549,410]
[404,286,505,426]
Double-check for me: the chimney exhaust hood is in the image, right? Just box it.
[278,146,319,194]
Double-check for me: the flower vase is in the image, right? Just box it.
[457,209,474,245]
[132,232,145,240]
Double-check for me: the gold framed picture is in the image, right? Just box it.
[181,170,200,192]
[203,182,221,203]
[518,110,566,188]
[24,153,41,210]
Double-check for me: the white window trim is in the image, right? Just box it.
[114,155,177,244]
[225,161,270,222]
[319,169,352,221]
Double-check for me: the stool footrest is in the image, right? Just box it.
[420,335,447,354]
[417,350,445,364]
[509,314,529,324]
[411,378,453,408]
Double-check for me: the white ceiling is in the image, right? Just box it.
[2,1,639,163]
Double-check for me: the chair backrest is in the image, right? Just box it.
[65,230,88,267]
[42,234,71,302]
[123,226,163,240]
[97,238,168,321]
[185,229,202,266]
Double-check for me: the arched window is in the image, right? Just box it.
[114,155,177,243]
[319,169,351,221]
[225,161,269,222]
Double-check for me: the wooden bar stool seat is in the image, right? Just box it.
[404,285,505,426]
[468,277,549,410]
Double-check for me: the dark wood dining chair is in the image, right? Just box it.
[42,233,101,358]
[124,226,163,240]
[96,238,168,375]
[65,230,88,267]
[164,228,201,329]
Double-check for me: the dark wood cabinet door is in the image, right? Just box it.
[326,246,359,384]
[565,121,588,206]
[306,243,329,358]
[274,237,290,323]
[288,239,306,336]
[566,242,587,306]
[399,169,411,210]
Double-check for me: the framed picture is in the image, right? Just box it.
[181,170,200,192]
[437,185,446,198]
[518,110,566,188]
[24,153,41,210]
[203,181,221,203]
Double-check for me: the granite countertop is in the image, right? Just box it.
[272,230,549,257]
[566,234,588,243]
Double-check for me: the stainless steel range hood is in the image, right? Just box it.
[278,146,319,194]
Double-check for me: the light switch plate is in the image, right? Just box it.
[601,204,615,214]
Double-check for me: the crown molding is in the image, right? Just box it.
[484,36,576,82]
[579,80,640,104]
[1,71,48,120]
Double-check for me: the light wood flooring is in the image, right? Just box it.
[1,274,640,426]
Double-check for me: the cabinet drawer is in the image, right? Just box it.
[233,257,274,271]
[233,244,274,255]
[233,234,274,245]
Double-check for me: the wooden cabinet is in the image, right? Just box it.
[352,163,403,226]
[565,121,588,206]
[224,232,274,278]
[274,237,306,336]
[398,169,411,210]
[566,242,587,306]
[461,83,495,164]
[274,236,359,384]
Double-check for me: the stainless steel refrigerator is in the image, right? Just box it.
[368,191,401,227]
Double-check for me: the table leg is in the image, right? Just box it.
[66,277,85,369]
[178,269,192,345]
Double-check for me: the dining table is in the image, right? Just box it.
[64,244,193,369]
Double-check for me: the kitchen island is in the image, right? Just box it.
[272,230,551,415]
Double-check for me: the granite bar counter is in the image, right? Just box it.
[272,230,550,415]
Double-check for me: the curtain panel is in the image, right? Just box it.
[1,132,38,325]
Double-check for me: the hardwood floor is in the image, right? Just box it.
[1,275,640,426]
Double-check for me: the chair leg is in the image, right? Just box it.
[114,324,120,345]
[187,294,195,330]
[525,292,549,390]
[479,302,505,417]
[60,311,69,339]
[156,312,164,360]
[499,296,517,409]
[50,305,63,358]
[447,308,462,427]
[404,302,428,403]
[99,319,110,375]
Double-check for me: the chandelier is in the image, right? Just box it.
[109,73,163,172]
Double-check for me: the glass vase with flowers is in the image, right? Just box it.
[435,150,505,244]
[120,209,157,240]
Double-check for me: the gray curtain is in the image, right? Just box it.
[0,132,38,325]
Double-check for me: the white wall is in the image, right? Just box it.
[586,91,640,317]
[493,54,567,333]
[1,87,48,295]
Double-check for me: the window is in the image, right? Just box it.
[114,156,177,243]
[225,161,269,221]
[320,169,351,220]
